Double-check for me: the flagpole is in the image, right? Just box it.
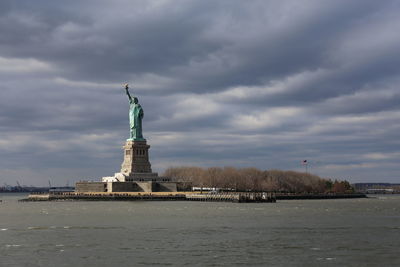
[302,160,308,174]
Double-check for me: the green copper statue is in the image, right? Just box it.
[125,84,145,141]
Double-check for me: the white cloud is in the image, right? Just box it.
[230,106,303,130]
[53,77,119,88]
[363,152,400,160]
[323,163,378,170]
[307,110,400,135]
[0,57,53,73]
[215,68,331,101]
[170,95,220,121]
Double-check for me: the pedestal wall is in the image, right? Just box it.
[76,182,107,192]
[121,140,153,175]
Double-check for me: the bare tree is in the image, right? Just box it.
[163,166,353,193]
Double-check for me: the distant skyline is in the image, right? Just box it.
[1,0,399,186]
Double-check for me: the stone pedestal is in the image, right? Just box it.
[97,139,177,192]
[120,140,159,181]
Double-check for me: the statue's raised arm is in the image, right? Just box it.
[125,83,132,103]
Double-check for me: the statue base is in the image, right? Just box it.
[118,139,171,182]
[95,139,176,192]
[121,140,153,175]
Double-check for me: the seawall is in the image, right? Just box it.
[21,192,276,203]
[20,192,367,202]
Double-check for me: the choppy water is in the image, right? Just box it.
[0,193,399,267]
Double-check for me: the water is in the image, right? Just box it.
[0,193,399,266]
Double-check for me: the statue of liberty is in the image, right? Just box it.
[125,84,145,141]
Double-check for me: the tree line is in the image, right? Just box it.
[163,166,354,193]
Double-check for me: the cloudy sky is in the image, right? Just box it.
[1,0,399,186]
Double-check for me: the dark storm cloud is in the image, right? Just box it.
[0,0,224,83]
[0,0,399,185]
[0,0,392,89]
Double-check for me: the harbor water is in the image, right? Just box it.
[0,193,399,266]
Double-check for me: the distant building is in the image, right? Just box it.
[353,183,400,194]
